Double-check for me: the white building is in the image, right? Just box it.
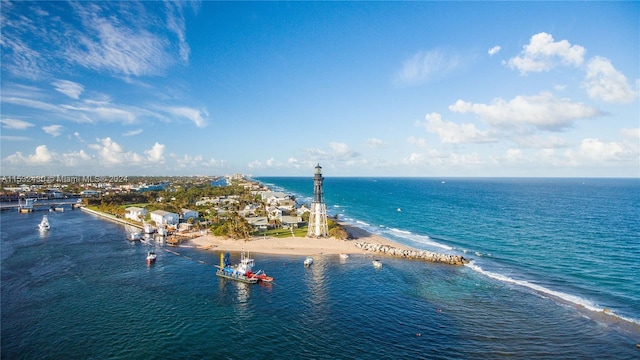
[181,208,199,221]
[150,210,179,226]
[124,207,147,222]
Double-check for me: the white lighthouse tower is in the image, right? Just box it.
[307,164,329,238]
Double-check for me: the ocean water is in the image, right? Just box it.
[2,178,639,359]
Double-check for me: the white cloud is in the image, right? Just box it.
[51,79,84,99]
[171,154,225,169]
[1,2,194,79]
[43,124,63,137]
[449,92,601,130]
[488,46,501,56]
[1,118,34,130]
[513,135,568,149]
[60,102,137,124]
[144,143,165,163]
[582,56,638,103]
[394,49,460,85]
[61,150,92,166]
[367,138,387,149]
[74,132,84,142]
[123,129,143,137]
[407,136,429,149]
[164,0,192,63]
[4,145,53,164]
[417,112,497,144]
[507,32,585,74]
[566,138,626,163]
[621,128,640,140]
[164,106,208,128]
[88,137,143,165]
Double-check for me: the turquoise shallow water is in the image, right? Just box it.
[2,177,640,358]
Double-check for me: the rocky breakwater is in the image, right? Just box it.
[354,242,468,265]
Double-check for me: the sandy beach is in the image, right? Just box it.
[189,223,416,256]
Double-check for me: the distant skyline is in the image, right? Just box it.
[1,1,638,177]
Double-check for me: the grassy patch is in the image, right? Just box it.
[256,226,308,238]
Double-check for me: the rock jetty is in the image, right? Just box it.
[354,242,468,265]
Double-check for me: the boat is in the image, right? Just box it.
[146,251,157,263]
[143,222,154,234]
[304,256,314,267]
[339,253,349,259]
[38,214,50,231]
[157,225,168,236]
[372,259,382,268]
[252,269,274,283]
[127,231,142,241]
[19,198,35,213]
[215,251,260,284]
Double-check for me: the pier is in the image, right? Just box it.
[0,200,84,212]
[80,207,143,230]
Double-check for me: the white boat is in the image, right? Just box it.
[127,232,142,241]
[146,251,157,263]
[157,225,168,236]
[304,256,314,267]
[339,253,349,259]
[143,222,154,234]
[372,259,382,269]
[38,214,50,231]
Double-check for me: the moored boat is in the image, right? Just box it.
[339,253,349,259]
[157,225,168,236]
[38,214,50,231]
[127,231,142,241]
[146,251,157,263]
[216,251,273,284]
[304,256,314,267]
[143,222,154,234]
[372,259,382,268]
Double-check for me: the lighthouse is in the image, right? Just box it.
[307,164,329,237]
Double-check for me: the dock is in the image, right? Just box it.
[80,207,143,230]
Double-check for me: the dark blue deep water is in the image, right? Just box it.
[2,178,639,359]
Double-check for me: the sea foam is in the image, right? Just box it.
[465,262,640,326]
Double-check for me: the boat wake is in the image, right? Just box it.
[465,262,640,327]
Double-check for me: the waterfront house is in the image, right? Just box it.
[181,208,199,221]
[266,206,282,221]
[281,215,302,229]
[150,210,179,226]
[125,207,148,222]
[246,216,269,231]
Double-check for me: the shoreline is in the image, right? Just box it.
[188,221,468,265]
[81,205,466,264]
[189,223,415,257]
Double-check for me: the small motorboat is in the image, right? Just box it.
[339,253,349,259]
[372,259,382,269]
[38,215,50,232]
[304,256,314,267]
[146,251,157,263]
[251,270,274,283]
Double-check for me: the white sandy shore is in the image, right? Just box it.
[188,223,415,256]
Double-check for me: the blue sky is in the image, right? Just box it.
[1,1,638,177]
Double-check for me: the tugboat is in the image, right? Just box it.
[215,251,273,284]
[38,214,50,232]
